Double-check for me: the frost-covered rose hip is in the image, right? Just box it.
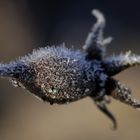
[1,10,140,129]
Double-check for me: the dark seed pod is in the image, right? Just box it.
[1,9,140,129]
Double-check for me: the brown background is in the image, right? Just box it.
[0,0,140,140]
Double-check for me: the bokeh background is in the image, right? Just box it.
[0,0,140,140]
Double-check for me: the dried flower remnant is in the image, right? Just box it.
[0,9,140,129]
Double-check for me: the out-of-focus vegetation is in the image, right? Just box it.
[0,0,140,140]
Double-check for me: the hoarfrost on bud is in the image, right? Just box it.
[0,9,140,129]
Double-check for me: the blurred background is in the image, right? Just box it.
[0,0,140,140]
